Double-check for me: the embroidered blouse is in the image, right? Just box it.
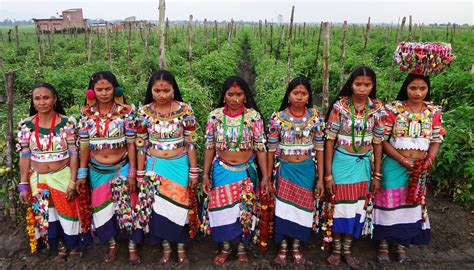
[384,101,445,151]
[136,102,197,152]
[78,104,136,150]
[205,107,266,152]
[267,108,325,155]
[326,96,386,146]
[17,116,77,162]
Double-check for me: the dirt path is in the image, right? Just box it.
[238,37,257,96]
[1,190,473,269]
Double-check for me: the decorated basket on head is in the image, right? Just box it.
[394,41,455,76]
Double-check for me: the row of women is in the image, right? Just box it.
[17,66,444,267]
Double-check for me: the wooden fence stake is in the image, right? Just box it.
[287,6,295,83]
[158,0,167,69]
[339,21,348,91]
[322,22,330,112]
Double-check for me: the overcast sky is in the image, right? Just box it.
[1,0,472,24]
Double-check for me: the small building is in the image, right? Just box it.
[33,8,87,32]
[89,22,114,34]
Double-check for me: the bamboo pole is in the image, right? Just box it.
[215,20,219,51]
[364,17,371,50]
[204,18,209,54]
[287,6,295,83]
[14,25,19,54]
[408,15,413,41]
[165,17,169,50]
[227,18,234,45]
[188,15,193,79]
[105,22,113,71]
[389,16,406,94]
[314,21,323,72]
[127,22,132,66]
[275,24,285,62]
[144,23,149,64]
[322,22,330,113]
[34,24,44,66]
[87,26,92,64]
[302,22,306,51]
[158,0,167,69]
[269,23,273,55]
[339,21,348,91]
[264,19,267,53]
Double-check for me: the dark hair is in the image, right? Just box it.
[325,66,377,120]
[29,83,66,116]
[279,76,313,111]
[396,73,431,101]
[84,71,127,105]
[144,70,183,105]
[217,76,260,112]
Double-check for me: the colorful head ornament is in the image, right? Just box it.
[394,42,455,76]
[84,86,124,106]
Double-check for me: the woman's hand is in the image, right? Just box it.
[189,176,198,188]
[202,175,212,195]
[66,185,76,201]
[260,179,272,196]
[324,175,336,196]
[371,178,380,196]
[19,191,30,204]
[315,180,325,199]
[76,178,87,194]
[128,176,137,193]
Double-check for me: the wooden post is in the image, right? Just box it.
[105,22,113,71]
[364,17,371,50]
[127,22,132,66]
[87,26,92,64]
[188,15,193,79]
[445,24,449,42]
[1,62,17,221]
[408,15,413,41]
[259,20,263,45]
[165,18,169,50]
[275,24,285,61]
[204,18,209,54]
[14,25,19,54]
[287,6,295,83]
[227,18,234,45]
[215,20,219,51]
[302,22,306,51]
[389,16,406,94]
[322,22,330,112]
[158,0,167,69]
[264,19,267,53]
[314,21,323,71]
[269,23,273,56]
[144,23,149,64]
[339,21,348,91]
[34,24,44,65]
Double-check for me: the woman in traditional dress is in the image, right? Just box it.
[135,70,198,264]
[267,76,325,265]
[374,73,444,263]
[18,83,84,260]
[76,71,142,263]
[202,76,269,265]
[324,66,386,268]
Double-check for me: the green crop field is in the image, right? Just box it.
[0,21,472,207]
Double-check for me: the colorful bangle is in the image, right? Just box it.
[20,151,32,157]
[324,175,334,182]
[68,149,78,155]
[18,184,30,193]
[128,168,137,178]
[77,167,88,179]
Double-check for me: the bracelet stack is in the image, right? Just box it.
[372,172,383,182]
[128,167,137,178]
[18,182,30,192]
[189,167,200,179]
[137,170,146,182]
[77,167,88,179]
[324,175,334,182]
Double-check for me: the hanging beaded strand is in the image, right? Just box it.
[349,97,369,152]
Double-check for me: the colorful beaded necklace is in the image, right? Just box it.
[350,97,369,152]
[223,106,245,151]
